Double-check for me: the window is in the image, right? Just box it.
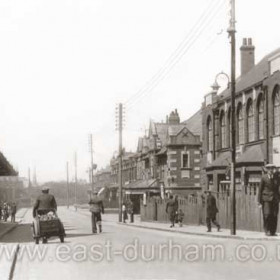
[273,86,280,135]
[207,116,213,151]
[237,103,244,145]
[257,95,264,140]
[182,153,190,168]
[220,111,226,148]
[247,99,254,142]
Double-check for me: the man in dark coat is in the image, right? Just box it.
[33,187,57,217]
[10,202,17,223]
[258,164,280,236]
[166,194,176,228]
[205,190,220,232]
[89,190,104,234]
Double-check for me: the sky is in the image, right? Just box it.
[0,0,279,183]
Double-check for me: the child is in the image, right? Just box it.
[177,209,184,227]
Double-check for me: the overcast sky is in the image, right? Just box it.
[0,0,279,182]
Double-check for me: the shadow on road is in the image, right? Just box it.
[0,224,34,243]
[65,233,96,239]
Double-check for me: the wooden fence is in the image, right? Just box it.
[140,188,270,232]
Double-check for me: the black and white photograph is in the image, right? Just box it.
[1,0,280,279]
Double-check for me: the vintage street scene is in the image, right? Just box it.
[1,0,280,279]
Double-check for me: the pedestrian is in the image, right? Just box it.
[258,163,280,236]
[122,203,128,223]
[205,190,220,232]
[33,186,57,217]
[177,209,184,227]
[126,199,134,223]
[89,190,104,234]
[10,202,17,223]
[166,194,176,228]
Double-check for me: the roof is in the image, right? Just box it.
[237,144,265,164]
[154,123,169,146]
[0,152,17,176]
[156,146,167,155]
[183,110,202,140]
[220,47,280,99]
[206,144,266,169]
[168,124,190,136]
[207,151,231,169]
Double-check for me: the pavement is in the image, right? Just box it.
[2,207,280,280]
[74,207,280,241]
[0,208,29,240]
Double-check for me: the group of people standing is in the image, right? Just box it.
[0,201,17,223]
[122,199,134,223]
[166,192,220,232]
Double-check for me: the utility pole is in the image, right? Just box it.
[228,0,236,235]
[66,162,69,209]
[116,103,124,222]
[28,167,31,188]
[88,134,94,192]
[74,152,78,206]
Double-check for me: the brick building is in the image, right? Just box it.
[201,38,280,192]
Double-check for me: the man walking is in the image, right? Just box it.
[166,194,176,228]
[205,190,220,232]
[10,202,17,223]
[258,164,280,236]
[89,190,104,234]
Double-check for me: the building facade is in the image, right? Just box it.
[201,38,280,193]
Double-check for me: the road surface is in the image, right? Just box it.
[1,207,280,280]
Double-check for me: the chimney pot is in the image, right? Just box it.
[240,37,255,76]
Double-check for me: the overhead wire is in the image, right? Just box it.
[125,0,226,110]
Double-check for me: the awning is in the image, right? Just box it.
[123,179,158,190]
[156,147,167,155]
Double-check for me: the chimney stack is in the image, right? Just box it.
[240,38,255,76]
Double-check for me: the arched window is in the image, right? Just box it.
[220,111,226,149]
[257,94,264,140]
[237,103,244,145]
[273,86,280,135]
[207,116,213,151]
[247,99,254,142]
[227,108,232,147]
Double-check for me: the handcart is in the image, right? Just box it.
[32,208,65,244]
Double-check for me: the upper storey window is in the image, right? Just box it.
[247,99,254,142]
[273,86,280,135]
[220,111,226,149]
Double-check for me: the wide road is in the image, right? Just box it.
[1,207,280,280]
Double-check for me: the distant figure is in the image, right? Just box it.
[177,209,185,227]
[2,202,9,222]
[33,186,57,218]
[122,203,128,223]
[258,163,280,236]
[10,202,17,223]
[89,191,104,234]
[205,190,220,232]
[166,195,176,228]
[126,199,134,223]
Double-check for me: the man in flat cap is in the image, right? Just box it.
[205,190,221,232]
[89,190,104,234]
[258,163,280,236]
[33,186,57,218]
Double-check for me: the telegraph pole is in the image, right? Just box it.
[89,134,94,192]
[116,103,124,222]
[66,162,69,209]
[228,0,236,235]
[74,152,78,206]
